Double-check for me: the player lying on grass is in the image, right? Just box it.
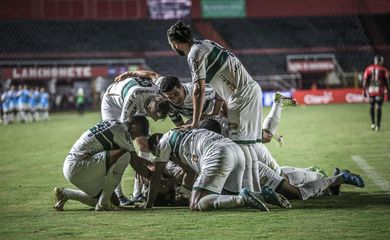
[200,118,365,201]
[101,76,171,205]
[53,115,153,211]
[146,128,291,211]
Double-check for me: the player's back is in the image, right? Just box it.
[69,120,133,160]
[103,77,158,112]
[188,40,256,103]
[170,129,234,172]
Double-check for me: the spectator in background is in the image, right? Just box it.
[76,88,86,115]
[363,55,389,131]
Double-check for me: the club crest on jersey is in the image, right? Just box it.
[191,155,199,162]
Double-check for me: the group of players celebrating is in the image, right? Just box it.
[1,85,50,124]
[53,21,365,212]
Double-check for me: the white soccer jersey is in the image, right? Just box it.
[188,40,258,104]
[101,77,160,122]
[67,120,135,161]
[168,82,215,124]
[188,40,263,143]
[155,129,230,171]
[154,128,244,193]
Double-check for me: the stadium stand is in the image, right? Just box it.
[0,14,387,88]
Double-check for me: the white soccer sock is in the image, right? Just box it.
[262,102,282,136]
[62,188,98,207]
[283,168,323,186]
[298,176,339,200]
[240,145,254,191]
[114,183,125,197]
[33,111,40,121]
[197,194,244,211]
[132,176,143,197]
[3,113,8,124]
[249,145,261,192]
[43,111,49,120]
[98,153,130,206]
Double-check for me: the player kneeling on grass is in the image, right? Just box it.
[53,115,151,211]
[146,128,291,211]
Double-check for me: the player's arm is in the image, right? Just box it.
[146,161,167,208]
[115,70,161,82]
[202,93,224,118]
[362,68,371,97]
[191,79,205,128]
[129,152,154,179]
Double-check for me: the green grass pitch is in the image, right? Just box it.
[1,103,390,239]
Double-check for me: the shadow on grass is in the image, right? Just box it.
[55,192,389,212]
[286,191,390,210]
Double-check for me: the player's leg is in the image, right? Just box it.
[375,96,384,131]
[96,150,131,210]
[193,144,268,211]
[369,97,376,130]
[254,143,281,175]
[131,136,151,201]
[58,153,110,210]
[281,167,324,186]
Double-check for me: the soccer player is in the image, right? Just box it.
[167,21,263,192]
[39,87,50,121]
[18,85,32,123]
[363,55,389,131]
[1,88,11,124]
[146,129,291,211]
[199,118,365,200]
[53,115,150,211]
[101,76,170,205]
[30,87,40,122]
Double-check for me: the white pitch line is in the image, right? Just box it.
[351,155,390,194]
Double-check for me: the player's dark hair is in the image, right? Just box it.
[129,115,149,136]
[199,119,222,135]
[159,76,181,93]
[148,133,164,155]
[167,20,193,43]
[154,96,171,119]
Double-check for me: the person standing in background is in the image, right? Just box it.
[76,88,86,115]
[363,55,389,131]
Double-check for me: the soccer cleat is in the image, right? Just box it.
[341,170,365,188]
[309,165,328,178]
[375,126,380,132]
[260,186,291,209]
[330,168,341,196]
[272,134,284,147]
[239,188,269,211]
[371,124,376,131]
[95,202,120,211]
[129,194,146,205]
[274,92,298,106]
[118,195,132,206]
[53,186,67,211]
